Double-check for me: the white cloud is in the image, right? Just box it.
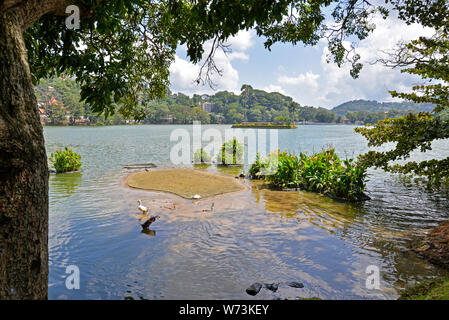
[169,52,240,95]
[169,15,435,108]
[270,14,435,108]
[169,55,201,89]
[262,84,286,95]
[169,30,255,95]
[277,72,320,92]
[228,51,249,61]
[225,30,255,51]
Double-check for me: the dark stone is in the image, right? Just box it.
[246,282,263,296]
[412,220,449,269]
[264,283,279,292]
[288,281,304,288]
[239,173,245,178]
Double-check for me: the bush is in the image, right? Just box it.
[249,152,266,179]
[266,151,302,188]
[193,148,211,163]
[50,147,82,173]
[217,138,244,165]
[250,148,368,200]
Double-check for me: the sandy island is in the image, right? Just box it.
[125,168,247,199]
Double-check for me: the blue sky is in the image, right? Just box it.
[169,14,433,110]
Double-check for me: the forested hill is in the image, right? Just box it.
[332,99,435,115]
[34,78,338,125]
[35,77,436,126]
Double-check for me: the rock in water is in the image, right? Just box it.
[264,283,279,292]
[246,283,263,296]
[288,281,304,288]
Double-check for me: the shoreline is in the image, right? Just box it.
[42,122,360,127]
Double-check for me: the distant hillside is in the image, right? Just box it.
[332,99,435,116]
[35,78,339,125]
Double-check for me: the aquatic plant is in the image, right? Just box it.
[250,148,368,200]
[217,138,244,165]
[249,153,266,179]
[193,148,211,163]
[50,147,82,173]
[248,151,279,179]
[266,151,302,189]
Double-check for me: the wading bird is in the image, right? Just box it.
[137,200,149,214]
[141,216,160,229]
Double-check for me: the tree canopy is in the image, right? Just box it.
[20,0,426,121]
[355,3,448,179]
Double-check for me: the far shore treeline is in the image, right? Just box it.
[36,77,437,126]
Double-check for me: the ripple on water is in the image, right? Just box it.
[45,125,449,300]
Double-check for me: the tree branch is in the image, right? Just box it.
[4,0,94,31]
[0,0,23,13]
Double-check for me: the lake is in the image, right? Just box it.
[45,124,449,299]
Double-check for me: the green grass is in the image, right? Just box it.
[399,279,449,300]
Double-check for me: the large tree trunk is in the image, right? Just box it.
[0,7,48,299]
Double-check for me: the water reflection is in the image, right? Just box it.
[251,180,361,232]
[141,229,156,237]
[215,165,243,177]
[49,172,82,196]
[193,163,211,170]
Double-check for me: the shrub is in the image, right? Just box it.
[193,148,211,163]
[50,147,82,173]
[249,148,368,200]
[217,138,244,165]
[266,151,302,189]
[327,158,367,200]
[249,151,277,179]
[249,152,266,179]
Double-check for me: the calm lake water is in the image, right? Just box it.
[44,125,449,300]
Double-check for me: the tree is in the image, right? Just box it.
[355,4,448,179]
[0,0,435,299]
[316,108,336,123]
[288,102,301,122]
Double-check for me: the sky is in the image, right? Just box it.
[168,13,434,110]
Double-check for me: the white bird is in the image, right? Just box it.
[192,194,201,199]
[137,200,149,214]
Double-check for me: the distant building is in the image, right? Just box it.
[70,116,90,125]
[38,105,48,125]
[201,102,215,113]
[41,96,60,108]
[343,117,351,124]
[160,115,174,124]
[47,96,59,106]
